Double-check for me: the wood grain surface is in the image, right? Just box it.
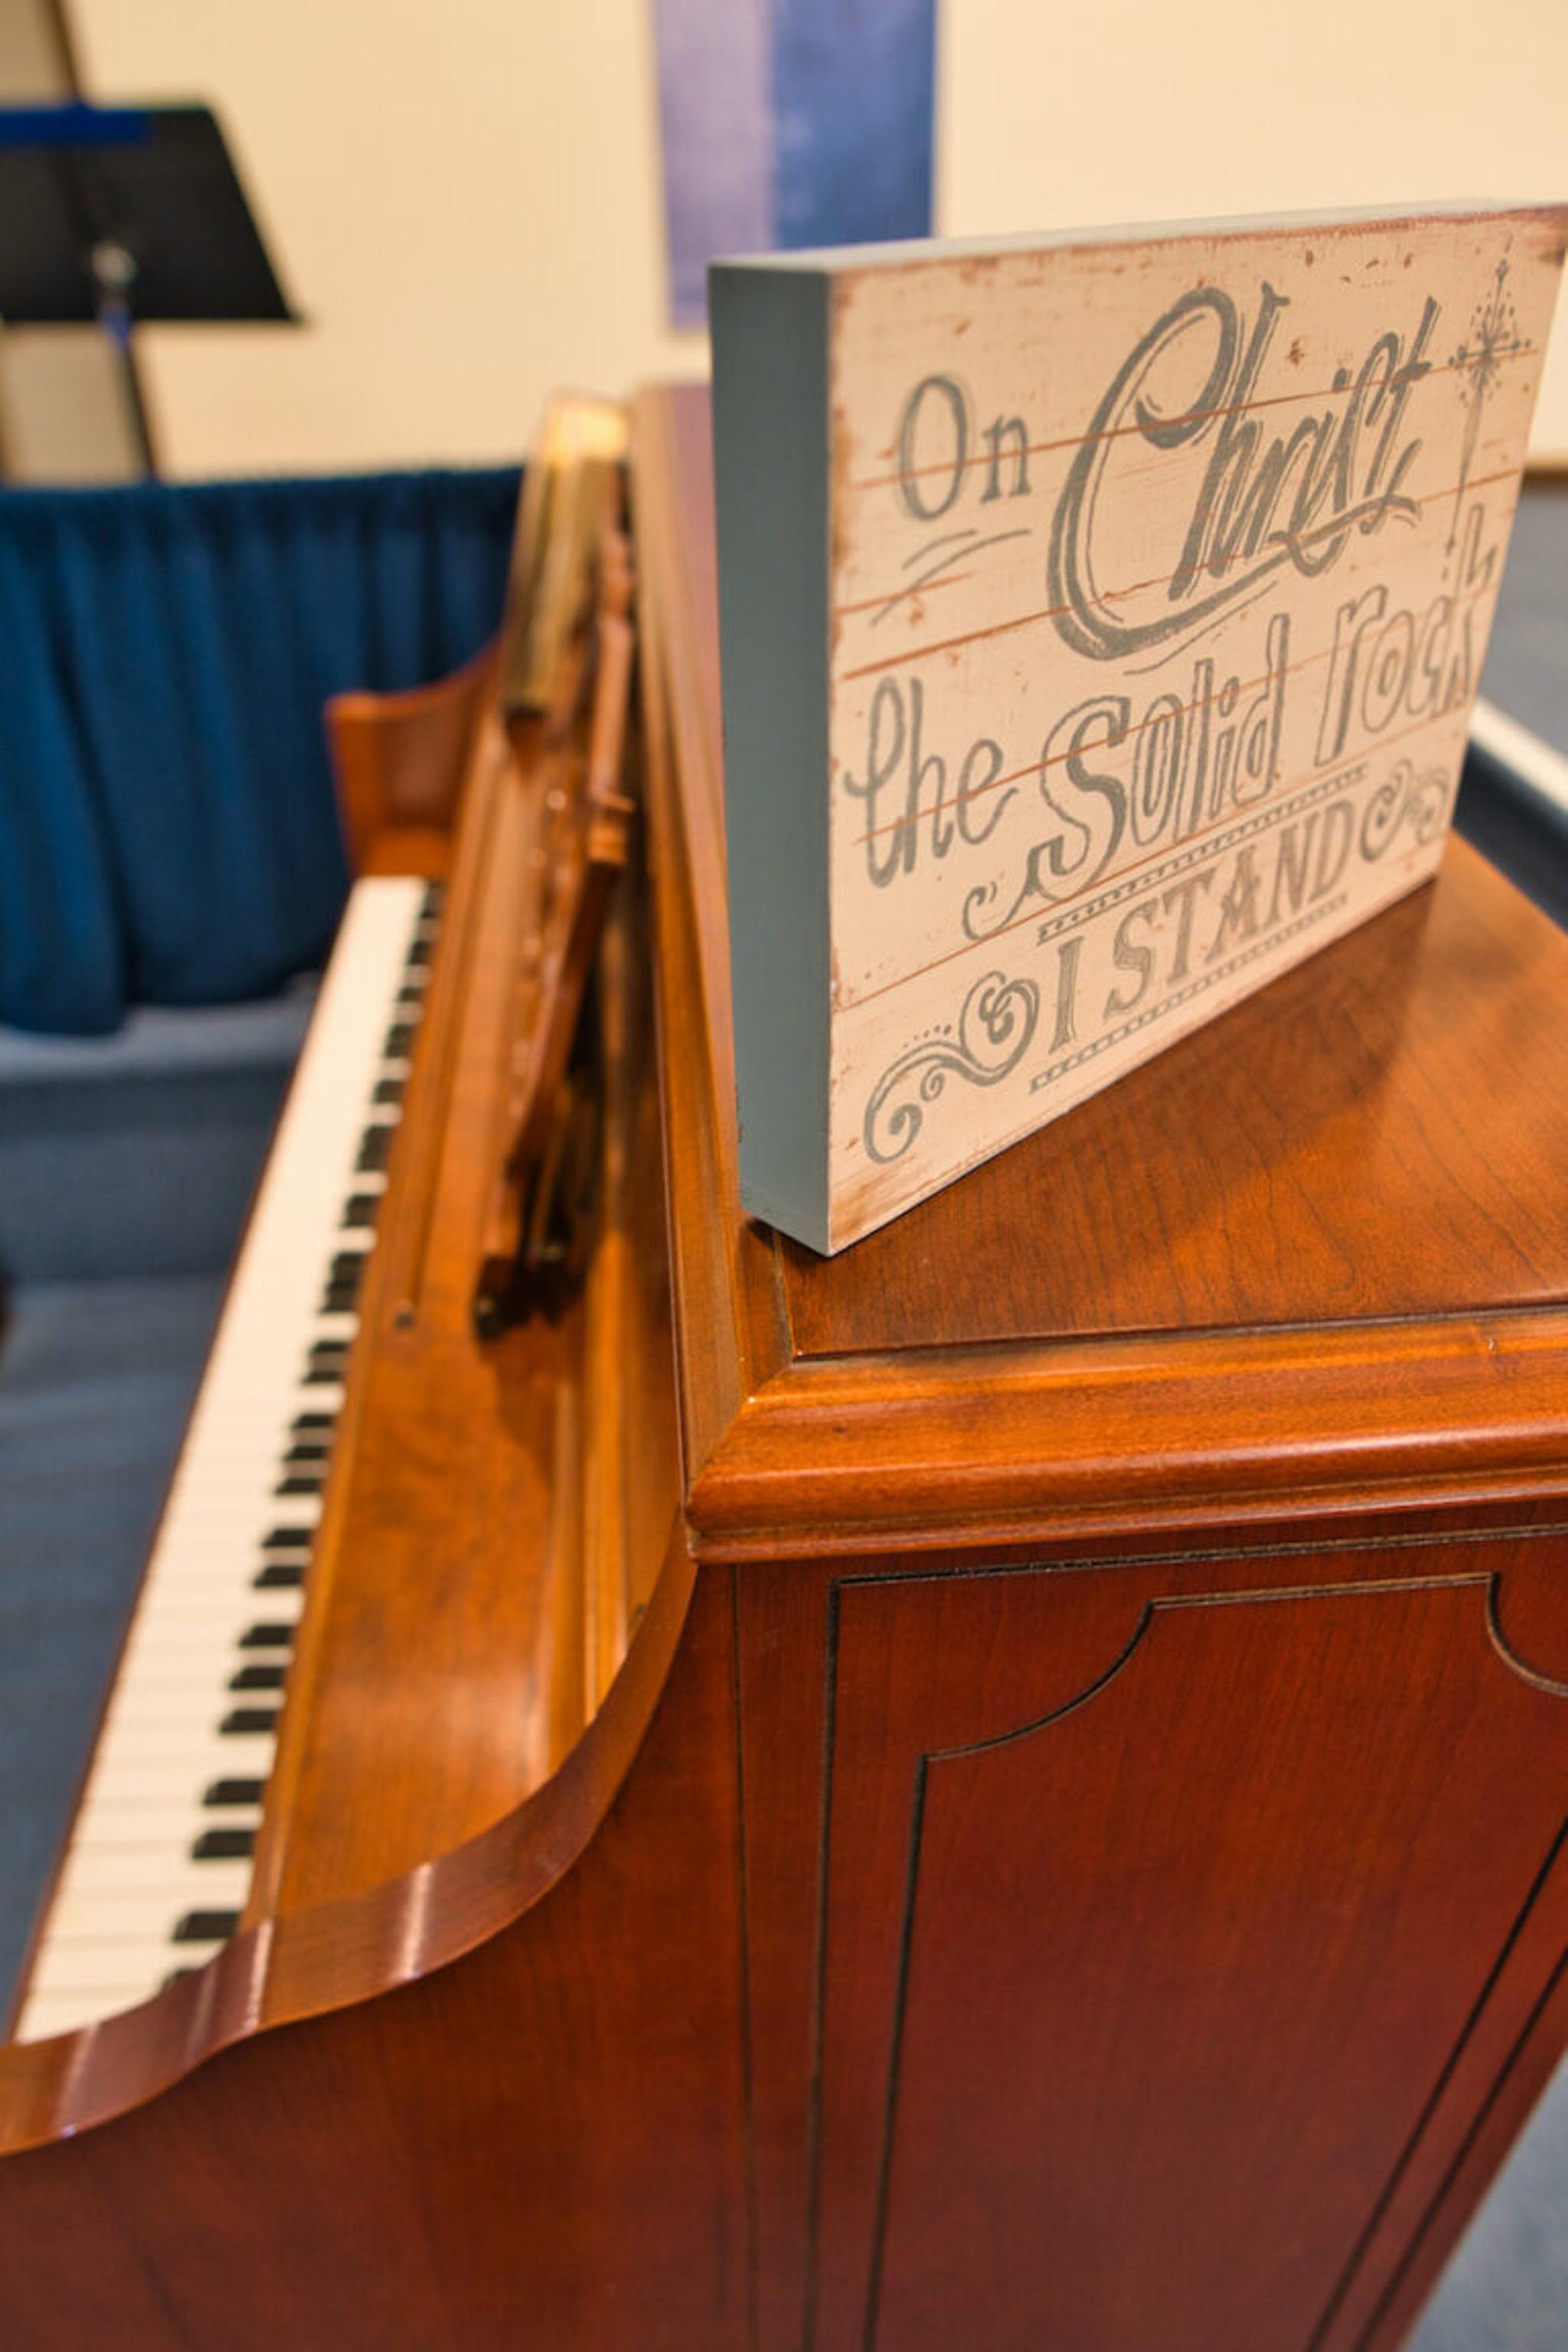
[327,640,497,877]
[635,383,1568,1560]
[645,376,1568,2350]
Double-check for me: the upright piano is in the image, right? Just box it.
[3,384,1568,2352]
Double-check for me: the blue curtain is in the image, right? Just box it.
[0,466,521,1034]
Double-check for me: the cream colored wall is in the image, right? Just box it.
[941,0,1568,459]
[73,0,1568,477]
[71,2,707,475]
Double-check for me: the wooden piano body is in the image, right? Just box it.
[5,383,1568,2350]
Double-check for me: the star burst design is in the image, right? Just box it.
[1448,260,1527,554]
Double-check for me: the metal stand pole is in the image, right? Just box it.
[91,237,156,478]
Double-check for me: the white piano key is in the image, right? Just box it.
[73,1729,279,1775]
[27,1939,230,1996]
[100,1644,289,1694]
[67,1824,260,1867]
[109,1597,300,1633]
[156,1501,323,1535]
[15,1988,158,2041]
[117,1605,302,1641]
[307,1313,360,1344]
[70,1783,266,1831]
[113,1612,295,1653]
[51,1861,254,1929]
[96,1760,271,1800]
[54,1867,256,1915]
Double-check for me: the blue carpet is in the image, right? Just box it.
[1481,483,1568,753]
[1408,2073,1568,2347]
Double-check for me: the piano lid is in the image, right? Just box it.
[632,384,1568,1560]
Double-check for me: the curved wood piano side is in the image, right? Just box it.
[0,1527,750,2352]
[0,626,732,2348]
[326,640,498,878]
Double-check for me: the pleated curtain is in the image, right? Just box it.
[0,466,520,1033]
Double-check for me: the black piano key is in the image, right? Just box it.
[421,880,444,914]
[407,936,431,967]
[240,1623,294,1649]
[394,983,425,1011]
[292,1409,336,1430]
[253,1561,305,1589]
[341,1193,380,1230]
[319,1282,361,1315]
[263,1526,314,1552]
[305,1341,349,1382]
[204,1778,266,1808]
[275,1472,324,1497]
[384,1022,415,1059]
[173,1910,240,1945]
[283,1441,332,1468]
[373,1076,405,1107]
[192,1826,257,1862]
[329,1251,368,1285]
[230,1662,288,1693]
[356,1124,394,1173]
[221,1705,280,1735]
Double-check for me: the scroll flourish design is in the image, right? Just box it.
[1360,760,1452,862]
[863,971,1039,1166]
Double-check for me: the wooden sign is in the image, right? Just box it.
[710,203,1568,1253]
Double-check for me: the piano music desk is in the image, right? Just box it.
[1,384,1567,2352]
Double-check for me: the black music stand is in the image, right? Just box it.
[0,102,297,475]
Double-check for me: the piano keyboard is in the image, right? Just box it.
[14,876,437,2044]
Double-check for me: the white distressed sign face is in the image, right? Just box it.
[819,207,1565,1246]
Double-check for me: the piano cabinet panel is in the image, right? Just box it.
[737,1516,1568,2352]
[632,373,1568,2352]
[0,1554,750,2352]
[8,1513,1568,2349]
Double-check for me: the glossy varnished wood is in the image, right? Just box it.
[633,384,1568,1560]
[327,642,497,877]
[730,1508,1568,2352]
[779,852,1568,1349]
[814,1537,1568,2352]
[0,578,725,2348]
[0,1549,749,2352]
[633,381,1568,2352]
[5,389,1568,2352]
